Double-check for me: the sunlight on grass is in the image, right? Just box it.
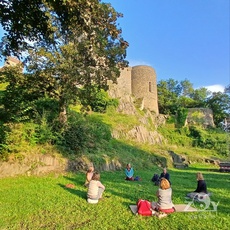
[0,166,230,229]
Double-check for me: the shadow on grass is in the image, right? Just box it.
[63,175,84,186]
[58,183,87,199]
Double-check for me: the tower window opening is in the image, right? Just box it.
[149,82,152,92]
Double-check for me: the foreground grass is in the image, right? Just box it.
[0,165,230,230]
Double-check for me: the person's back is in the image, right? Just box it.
[196,180,207,193]
[87,172,105,202]
[87,180,99,199]
[157,187,173,209]
[155,178,174,213]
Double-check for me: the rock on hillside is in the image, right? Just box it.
[109,79,166,145]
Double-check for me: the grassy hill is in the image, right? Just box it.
[0,103,229,176]
[0,95,230,229]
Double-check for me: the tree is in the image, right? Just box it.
[0,1,128,124]
[157,78,215,116]
[190,87,211,107]
[206,92,230,125]
[180,79,194,97]
[157,79,181,114]
[0,0,128,59]
[0,0,55,57]
[225,84,230,94]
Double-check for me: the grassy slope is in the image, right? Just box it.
[1,94,230,229]
[83,107,229,170]
[0,166,230,230]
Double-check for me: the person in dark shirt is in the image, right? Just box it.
[159,168,171,184]
[186,172,208,199]
[194,173,207,193]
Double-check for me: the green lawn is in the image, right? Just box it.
[0,165,230,230]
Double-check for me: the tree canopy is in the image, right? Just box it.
[157,78,230,126]
[0,0,129,123]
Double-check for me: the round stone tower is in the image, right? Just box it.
[131,65,159,114]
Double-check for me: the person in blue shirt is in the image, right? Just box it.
[125,163,134,180]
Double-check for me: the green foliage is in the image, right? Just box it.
[205,92,230,125]
[61,111,112,152]
[157,78,229,125]
[0,123,33,154]
[158,126,193,147]
[157,79,181,114]
[0,66,56,122]
[0,115,60,158]
[34,115,60,145]
[188,126,228,155]
[0,121,10,155]
[157,121,228,156]
[1,0,128,124]
[190,87,211,107]
[0,0,56,56]
[175,107,188,128]
[33,98,59,124]
[0,83,8,90]
[80,87,119,113]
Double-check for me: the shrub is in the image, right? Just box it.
[80,87,119,113]
[175,107,188,128]
[61,112,112,152]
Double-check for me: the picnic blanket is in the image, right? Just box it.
[130,203,197,215]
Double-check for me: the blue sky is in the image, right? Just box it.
[0,0,229,92]
[102,0,229,92]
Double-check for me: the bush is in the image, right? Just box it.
[62,112,112,152]
[175,107,188,128]
[80,87,119,113]
[189,126,228,154]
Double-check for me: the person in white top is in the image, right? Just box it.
[87,172,105,203]
[152,178,175,213]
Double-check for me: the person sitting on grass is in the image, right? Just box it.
[152,178,175,214]
[87,171,105,204]
[125,163,134,181]
[159,167,171,184]
[186,172,208,199]
[84,165,94,187]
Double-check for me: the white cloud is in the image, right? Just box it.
[127,59,151,67]
[205,84,225,93]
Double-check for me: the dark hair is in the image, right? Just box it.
[92,171,100,181]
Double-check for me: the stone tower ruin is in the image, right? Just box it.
[131,65,158,114]
[109,65,159,115]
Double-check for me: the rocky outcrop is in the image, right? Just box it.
[67,155,122,172]
[0,154,67,178]
[185,108,215,128]
[126,126,165,145]
[168,151,188,168]
[0,154,123,178]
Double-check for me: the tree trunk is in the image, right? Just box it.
[59,98,67,124]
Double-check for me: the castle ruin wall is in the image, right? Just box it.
[131,65,159,114]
